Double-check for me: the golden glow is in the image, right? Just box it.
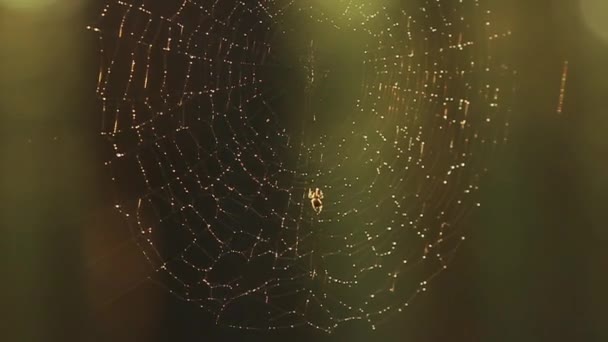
[0,0,55,10]
[580,0,608,42]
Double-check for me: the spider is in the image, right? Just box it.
[308,188,324,214]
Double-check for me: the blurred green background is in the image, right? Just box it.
[0,0,606,341]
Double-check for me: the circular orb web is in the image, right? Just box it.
[90,0,514,333]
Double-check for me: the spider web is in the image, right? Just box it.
[88,0,514,332]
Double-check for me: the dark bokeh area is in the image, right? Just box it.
[0,0,606,341]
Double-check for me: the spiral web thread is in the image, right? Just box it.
[88,0,514,332]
